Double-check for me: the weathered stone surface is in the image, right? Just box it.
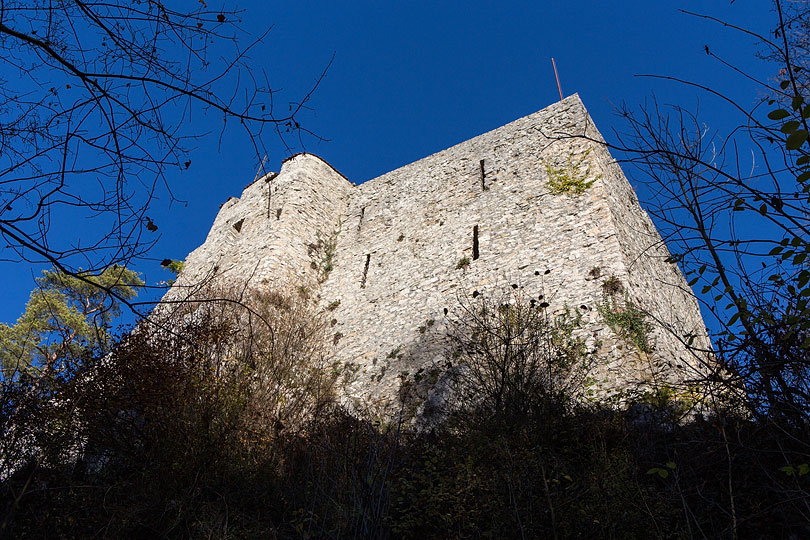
[167,94,712,413]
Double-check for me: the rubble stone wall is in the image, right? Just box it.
[167,94,712,413]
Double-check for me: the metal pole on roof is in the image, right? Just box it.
[253,154,268,183]
[551,58,563,101]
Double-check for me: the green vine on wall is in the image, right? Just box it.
[596,292,654,354]
[307,221,341,283]
[544,147,601,195]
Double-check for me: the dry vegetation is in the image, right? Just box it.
[1,285,808,538]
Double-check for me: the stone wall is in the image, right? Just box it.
[167,94,713,413]
[171,154,353,293]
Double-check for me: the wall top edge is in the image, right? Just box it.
[358,93,587,187]
[280,152,353,184]
[228,94,587,201]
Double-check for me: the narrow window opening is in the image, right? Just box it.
[276,208,282,220]
[262,173,278,219]
[361,254,371,288]
[479,159,487,191]
[472,225,479,260]
[358,207,365,231]
[233,218,245,233]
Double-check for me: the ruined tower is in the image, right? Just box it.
[168,94,712,412]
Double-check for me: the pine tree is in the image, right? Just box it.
[0,266,142,380]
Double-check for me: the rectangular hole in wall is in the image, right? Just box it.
[265,173,277,218]
[361,254,371,288]
[358,207,365,231]
[479,159,487,191]
[472,225,479,260]
[233,218,245,233]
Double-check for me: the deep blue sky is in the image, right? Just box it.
[0,1,775,326]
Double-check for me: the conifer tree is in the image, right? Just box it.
[0,266,142,380]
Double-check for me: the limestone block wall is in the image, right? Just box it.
[166,94,712,412]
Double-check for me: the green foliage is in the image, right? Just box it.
[160,258,185,275]
[596,294,654,354]
[160,258,185,285]
[308,222,341,283]
[646,461,676,479]
[0,266,142,377]
[780,463,810,477]
[455,256,470,270]
[632,383,703,420]
[544,147,601,195]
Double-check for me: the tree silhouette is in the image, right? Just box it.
[612,1,810,425]
[0,0,328,277]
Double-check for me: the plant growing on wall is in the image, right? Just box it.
[544,148,601,195]
[596,294,654,354]
[307,222,342,283]
[601,275,624,295]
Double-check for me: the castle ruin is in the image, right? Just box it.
[167,94,712,413]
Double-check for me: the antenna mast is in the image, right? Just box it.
[551,58,563,101]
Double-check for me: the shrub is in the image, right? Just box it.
[445,289,595,425]
[544,147,601,195]
[596,293,654,354]
[47,284,336,535]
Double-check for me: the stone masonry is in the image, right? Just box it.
[168,94,713,414]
